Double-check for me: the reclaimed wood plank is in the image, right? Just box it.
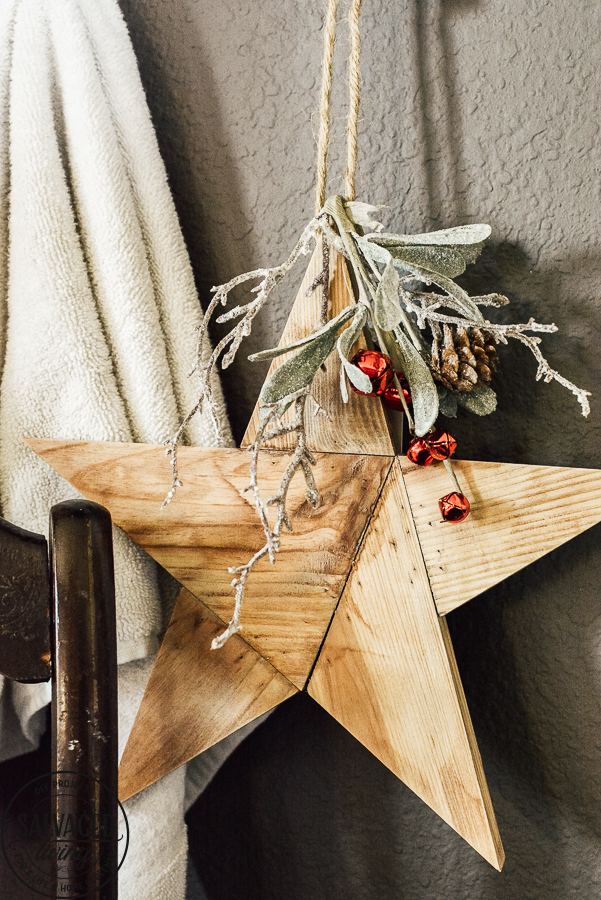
[241,242,397,456]
[26,438,391,688]
[308,459,504,870]
[118,587,297,801]
[401,457,601,615]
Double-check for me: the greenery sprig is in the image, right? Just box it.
[164,196,590,647]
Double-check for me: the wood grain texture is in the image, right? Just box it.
[241,242,397,456]
[26,438,391,688]
[308,459,504,870]
[118,587,297,801]
[401,457,601,615]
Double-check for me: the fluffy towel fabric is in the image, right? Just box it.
[0,0,236,896]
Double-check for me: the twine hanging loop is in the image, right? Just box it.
[315,0,363,212]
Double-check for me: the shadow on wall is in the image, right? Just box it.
[449,522,601,846]
[413,0,483,226]
[411,0,598,467]
[439,242,601,468]
[119,0,261,440]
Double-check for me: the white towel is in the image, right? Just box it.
[0,0,233,896]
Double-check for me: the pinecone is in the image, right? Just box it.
[430,324,498,393]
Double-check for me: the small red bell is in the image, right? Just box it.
[350,350,394,396]
[426,428,457,461]
[382,372,412,410]
[439,492,470,523]
[407,437,434,467]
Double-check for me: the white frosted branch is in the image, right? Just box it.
[401,290,590,417]
[211,390,321,649]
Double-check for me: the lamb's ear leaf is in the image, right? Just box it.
[249,306,355,362]
[456,385,498,416]
[353,232,415,277]
[393,328,439,436]
[352,232,393,268]
[437,384,458,418]
[259,397,294,421]
[373,260,402,331]
[451,241,485,266]
[344,200,384,233]
[260,326,341,405]
[368,224,491,247]
[400,263,485,323]
[357,233,485,322]
[389,245,466,279]
[337,308,371,400]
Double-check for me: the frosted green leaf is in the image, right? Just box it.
[352,232,393,268]
[368,224,491,247]
[353,233,416,278]
[403,263,485,322]
[344,200,384,233]
[338,307,367,361]
[373,260,402,331]
[437,385,458,418]
[249,306,355,362]
[429,273,484,321]
[259,397,294,421]
[451,242,485,266]
[390,259,414,276]
[389,245,466,279]
[456,385,497,415]
[337,308,370,402]
[260,326,341,406]
[393,328,439,436]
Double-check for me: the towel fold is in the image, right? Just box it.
[0,0,234,896]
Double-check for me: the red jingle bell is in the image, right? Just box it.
[439,492,470,523]
[407,437,435,467]
[425,428,457,461]
[350,350,394,396]
[382,371,412,411]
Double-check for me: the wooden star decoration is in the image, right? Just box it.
[26,245,601,872]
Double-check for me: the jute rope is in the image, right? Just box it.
[315,0,339,213]
[314,0,363,212]
[344,0,362,201]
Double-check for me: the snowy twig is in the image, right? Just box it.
[400,291,591,417]
[512,331,591,416]
[162,215,325,507]
[211,390,320,649]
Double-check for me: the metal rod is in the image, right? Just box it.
[49,500,118,900]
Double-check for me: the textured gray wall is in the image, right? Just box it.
[119,1,600,897]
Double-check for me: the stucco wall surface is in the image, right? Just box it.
[119,1,600,898]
